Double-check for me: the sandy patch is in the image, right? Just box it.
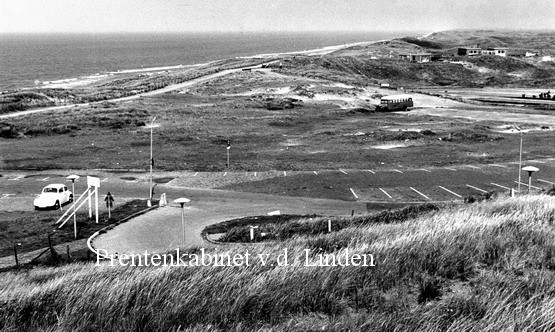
[343,132,366,136]
[281,139,303,146]
[466,152,489,157]
[383,128,423,132]
[368,143,409,150]
[492,124,552,133]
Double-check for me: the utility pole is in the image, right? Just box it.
[148,117,157,206]
[517,128,523,193]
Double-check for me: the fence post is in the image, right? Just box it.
[48,234,54,260]
[13,244,19,268]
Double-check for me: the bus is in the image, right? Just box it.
[375,94,413,111]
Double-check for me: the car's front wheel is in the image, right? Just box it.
[54,201,60,210]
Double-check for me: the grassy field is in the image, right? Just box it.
[0,199,153,259]
[2,194,555,331]
[3,90,555,173]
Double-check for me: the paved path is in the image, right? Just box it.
[92,189,365,255]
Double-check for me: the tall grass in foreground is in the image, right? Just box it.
[3,195,555,331]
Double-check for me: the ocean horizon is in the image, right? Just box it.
[0,31,421,91]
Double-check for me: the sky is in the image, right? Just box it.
[1,0,554,33]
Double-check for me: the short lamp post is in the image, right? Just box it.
[522,166,539,193]
[66,175,80,239]
[174,198,191,245]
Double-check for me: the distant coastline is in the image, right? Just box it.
[0,31,423,91]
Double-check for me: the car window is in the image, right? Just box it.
[59,188,63,193]
[64,186,68,191]
[44,188,57,193]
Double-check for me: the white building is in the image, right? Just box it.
[481,47,508,57]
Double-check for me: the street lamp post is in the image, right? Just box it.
[148,117,157,207]
[518,129,523,193]
[174,198,191,245]
[67,175,80,239]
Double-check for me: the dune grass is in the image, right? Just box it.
[2,195,555,331]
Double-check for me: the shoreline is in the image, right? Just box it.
[18,32,420,91]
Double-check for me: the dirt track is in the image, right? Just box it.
[0,65,258,120]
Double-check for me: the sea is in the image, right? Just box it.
[0,31,416,91]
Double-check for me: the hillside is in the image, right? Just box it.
[274,30,555,88]
[423,29,555,52]
[2,195,555,331]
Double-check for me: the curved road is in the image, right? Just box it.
[92,188,366,256]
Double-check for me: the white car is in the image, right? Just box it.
[34,184,73,210]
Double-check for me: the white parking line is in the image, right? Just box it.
[418,169,431,173]
[528,160,546,164]
[489,164,508,168]
[101,178,108,182]
[445,168,457,171]
[223,172,227,177]
[193,172,198,177]
[508,161,521,165]
[8,175,23,181]
[438,186,462,198]
[538,179,555,186]
[410,187,430,200]
[466,184,488,193]
[254,172,257,177]
[313,171,318,175]
[365,169,375,174]
[467,165,481,169]
[393,169,403,174]
[0,194,15,199]
[339,169,348,175]
[350,188,358,199]
[284,171,287,176]
[379,188,392,199]
[40,177,50,181]
[514,181,541,190]
[490,183,511,191]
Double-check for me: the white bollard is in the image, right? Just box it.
[159,193,167,206]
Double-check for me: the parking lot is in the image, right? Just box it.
[1,157,554,213]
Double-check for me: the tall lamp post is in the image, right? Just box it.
[174,198,191,245]
[516,127,523,193]
[67,174,80,239]
[146,117,157,207]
